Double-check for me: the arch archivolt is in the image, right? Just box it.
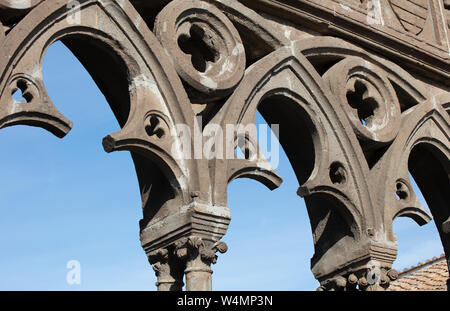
[0,0,448,291]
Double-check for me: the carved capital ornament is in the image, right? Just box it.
[0,0,448,291]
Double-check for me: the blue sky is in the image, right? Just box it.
[0,41,444,290]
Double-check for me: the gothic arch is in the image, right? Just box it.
[409,142,450,258]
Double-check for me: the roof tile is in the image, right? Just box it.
[389,254,448,291]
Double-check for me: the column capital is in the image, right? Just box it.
[317,265,399,291]
[174,236,228,291]
[174,236,228,266]
[147,246,184,291]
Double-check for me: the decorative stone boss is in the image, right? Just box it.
[0,0,448,291]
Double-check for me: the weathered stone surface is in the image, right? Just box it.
[0,0,448,291]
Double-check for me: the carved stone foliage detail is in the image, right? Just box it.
[317,266,399,291]
[148,247,185,291]
[315,255,402,291]
[174,236,228,266]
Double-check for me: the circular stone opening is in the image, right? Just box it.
[177,23,220,73]
[329,162,347,185]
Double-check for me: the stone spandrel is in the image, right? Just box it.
[239,0,450,84]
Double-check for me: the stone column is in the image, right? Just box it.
[175,236,228,291]
[148,247,184,291]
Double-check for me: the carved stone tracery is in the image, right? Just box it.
[0,0,448,291]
